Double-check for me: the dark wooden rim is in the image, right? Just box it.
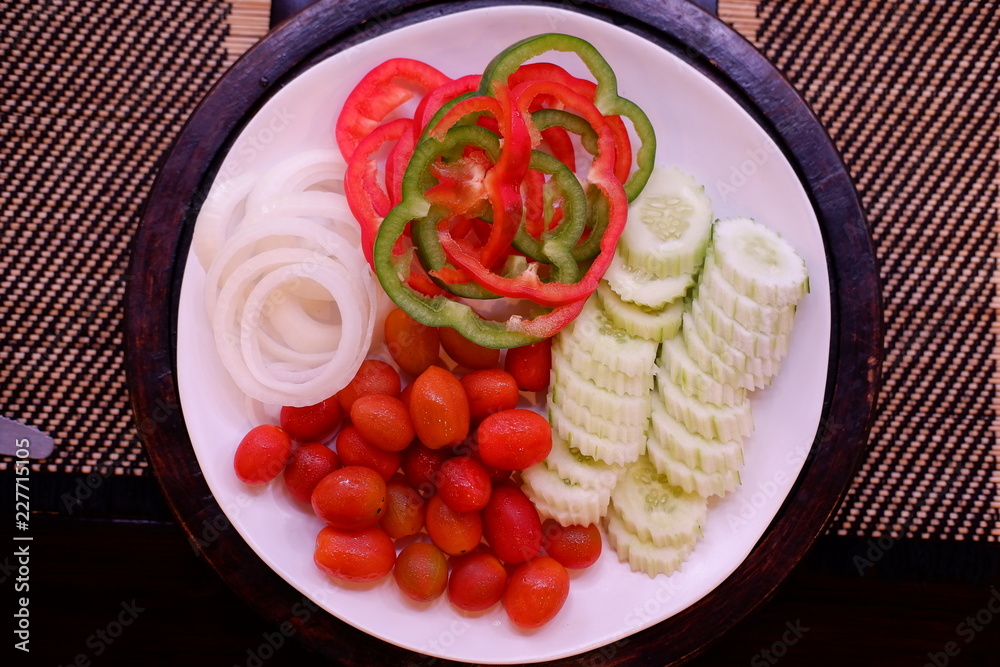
[124,1,884,664]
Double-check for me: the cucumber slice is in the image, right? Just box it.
[603,248,694,309]
[604,507,696,578]
[557,297,660,377]
[658,335,747,407]
[520,463,611,526]
[553,340,654,397]
[550,362,653,425]
[617,167,713,279]
[689,296,790,362]
[597,280,683,342]
[681,320,768,391]
[645,427,742,498]
[649,398,745,474]
[708,217,809,307]
[544,430,622,493]
[697,263,797,337]
[656,370,754,442]
[549,389,649,445]
[682,313,781,383]
[549,402,647,466]
[610,455,708,548]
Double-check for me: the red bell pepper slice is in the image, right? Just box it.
[335,58,451,160]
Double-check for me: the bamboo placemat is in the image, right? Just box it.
[1,0,996,543]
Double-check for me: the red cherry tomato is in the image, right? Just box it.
[314,525,395,583]
[350,394,415,452]
[384,307,440,376]
[425,494,482,556]
[401,442,452,497]
[380,474,426,539]
[482,483,543,564]
[541,520,602,569]
[282,443,340,504]
[311,466,387,530]
[476,409,552,471]
[504,340,552,392]
[279,397,342,442]
[503,556,570,628]
[233,425,292,485]
[409,366,470,449]
[335,425,401,481]
[336,359,402,412]
[394,541,449,602]
[448,550,508,612]
[436,456,492,513]
[439,326,500,369]
[460,368,520,423]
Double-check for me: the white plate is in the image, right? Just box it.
[176,5,830,664]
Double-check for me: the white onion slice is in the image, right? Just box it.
[192,170,258,270]
[242,190,361,248]
[245,149,348,213]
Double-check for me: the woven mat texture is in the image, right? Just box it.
[0,0,269,475]
[720,0,999,541]
[1,1,997,542]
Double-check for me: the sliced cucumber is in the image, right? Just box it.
[656,370,754,442]
[604,505,697,578]
[645,428,742,498]
[553,340,654,397]
[557,297,660,377]
[544,430,622,493]
[617,167,714,279]
[548,402,647,466]
[610,455,709,548]
[681,320,767,391]
[603,248,695,309]
[549,389,649,445]
[682,313,780,383]
[549,361,653,425]
[649,398,744,474]
[521,463,611,526]
[697,263,797,337]
[658,335,747,407]
[708,217,809,308]
[688,296,790,362]
[596,280,683,342]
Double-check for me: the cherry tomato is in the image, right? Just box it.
[482,483,543,564]
[311,466,387,530]
[385,307,440,376]
[448,550,508,612]
[439,326,500,369]
[394,542,448,602]
[409,366,470,449]
[233,425,292,485]
[335,425,401,481]
[460,369,520,423]
[541,520,602,569]
[350,394,415,452]
[282,443,340,504]
[279,397,342,443]
[476,409,552,471]
[381,474,426,539]
[504,340,552,392]
[436,456,492,513]
[503,556,570,628]
[401,442,452,497]
[425,494,482,556]
[337,359,402,413]
[314,525,395,583]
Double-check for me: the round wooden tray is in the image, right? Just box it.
[124,0,884,664]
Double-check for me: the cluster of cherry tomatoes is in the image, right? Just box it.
[232,308,602,629]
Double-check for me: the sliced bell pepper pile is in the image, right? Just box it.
[335,33,656,347]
